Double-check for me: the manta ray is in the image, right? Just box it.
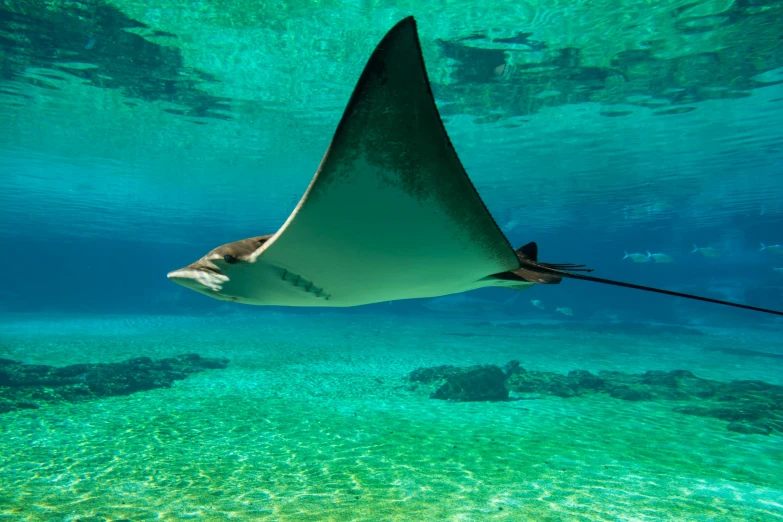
[167,17,783,318]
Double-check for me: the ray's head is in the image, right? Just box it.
[166,235,272,301]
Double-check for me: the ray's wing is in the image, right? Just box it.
[251,17,519,306]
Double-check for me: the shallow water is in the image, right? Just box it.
[2,313,782,521]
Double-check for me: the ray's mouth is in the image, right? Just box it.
[167,268,229,293]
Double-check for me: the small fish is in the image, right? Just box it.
[530,299,545,310]
[760,242,783,253]
[773,267,783,273]
[85,36,95,50]
[493,62,513,80]
[691,244,722,258]
[503,219,519,232]
[555,306,573,316]
[647,251,674,263]
[623,251,650,263]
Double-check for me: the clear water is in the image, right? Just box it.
[1,1,782,520]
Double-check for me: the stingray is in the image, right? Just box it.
[167,17,783,318]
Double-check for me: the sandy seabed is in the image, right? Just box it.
[1,312,782,521]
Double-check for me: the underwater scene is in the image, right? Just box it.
[2,1,783,520]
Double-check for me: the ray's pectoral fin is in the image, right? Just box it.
[250,16,521,306]
[505,242,783,317]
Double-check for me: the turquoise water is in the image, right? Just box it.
[2,1,783,520]
[2,313,783,520]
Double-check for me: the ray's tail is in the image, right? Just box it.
[502,242,783,317]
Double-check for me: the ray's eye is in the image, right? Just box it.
[223,254,238,264]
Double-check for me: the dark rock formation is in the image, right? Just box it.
[727,421,773,436]
[0,354,229,414]
[408,365,467,384]
[505,368,607,398]
[431,365,509,402]
[407,362,783,435]
[502,360,521,376]
[507,370,582,398]
[609,386,651,402]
